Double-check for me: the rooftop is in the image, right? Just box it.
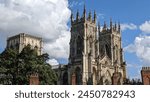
[7,33,42,41]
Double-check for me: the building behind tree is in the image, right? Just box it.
[6,33,43,55]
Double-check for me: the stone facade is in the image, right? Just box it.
[66,7,126,85]
[141,67,150,85]
[6,33,43,55]
[52,65,68,85]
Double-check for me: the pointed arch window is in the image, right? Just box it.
[76,36,82,55]
[93,67,96,84]
[75,67,82,85]
[62,71,68,85]
[105,44,111,58]
[114,45,119,61]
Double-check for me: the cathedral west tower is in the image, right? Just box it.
[68,6,126,85]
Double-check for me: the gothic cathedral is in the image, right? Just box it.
[67,6,126,85]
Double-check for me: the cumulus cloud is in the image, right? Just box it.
[44,31,70,59]
[139,20,150,34]
[124,36,150,65]
[47,59,59,66]
[121,23,137,31]
[0,0,71,64]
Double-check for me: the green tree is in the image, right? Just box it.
[0,48,18,84]
[0,45,57,85]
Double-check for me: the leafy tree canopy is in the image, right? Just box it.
[0,45,57,85]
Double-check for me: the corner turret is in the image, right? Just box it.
[94,10,96,23]
[76,10,80,21]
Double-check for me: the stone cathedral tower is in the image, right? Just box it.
[68,6,126,85]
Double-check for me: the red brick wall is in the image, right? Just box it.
[112,72,122,85]
[71,73,76,85]
[29,74,39,85]
[141,69,150,85]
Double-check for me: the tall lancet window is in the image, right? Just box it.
[89,36,92,54]
[76,36,82,55]
[75,67,82,85]
[114,45,119,61]
[105,44,111,58]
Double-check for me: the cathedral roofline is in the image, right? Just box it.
[71,6,97,24]
[71,7,121,33]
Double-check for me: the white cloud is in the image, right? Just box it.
[139,20,150,34]
[127,63,141,69]
[0,0,71,64]
[124,36,150,65]
[121,23,137,31]
[124,44,136,53]
[47,59,59,66]
[97,13,105,20]
[69,1,84,8]
[44,31,70,59]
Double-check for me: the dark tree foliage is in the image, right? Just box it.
[0,45,57,85]
[123,78,143,85]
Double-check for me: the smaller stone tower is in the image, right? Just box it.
[7,33,43,55]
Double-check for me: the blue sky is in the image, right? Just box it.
[68,0,150,79]
[0,0,150,79]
